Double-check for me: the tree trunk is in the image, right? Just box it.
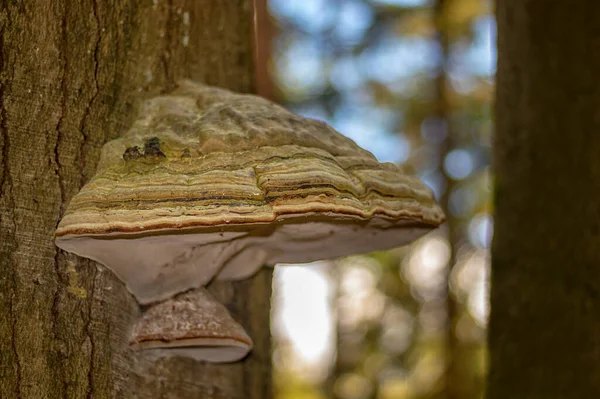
[489,1,600,397]
[0,1,272,398]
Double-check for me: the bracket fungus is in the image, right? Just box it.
[130,288,252,362]
[54,80,444,362]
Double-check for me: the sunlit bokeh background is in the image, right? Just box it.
[260,0,495,397]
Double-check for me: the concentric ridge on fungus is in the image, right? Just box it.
[55,80,444,238]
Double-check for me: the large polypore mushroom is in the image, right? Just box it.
[54,80,444,362]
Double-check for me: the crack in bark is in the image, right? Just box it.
[77,5,102,391]
[50,8,70,398]
[54,7,68,216]
[79,0,101,189]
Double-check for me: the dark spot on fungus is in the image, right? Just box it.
[123,146,143,161]
[144,136,166,158]
[181,148,191,158]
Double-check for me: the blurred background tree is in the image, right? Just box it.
[490,2,600,397]
[257,0,494,398]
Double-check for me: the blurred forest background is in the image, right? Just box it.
[259,0,494,398]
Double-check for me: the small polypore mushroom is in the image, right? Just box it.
[54,80,444,362]
[131,288,252,363]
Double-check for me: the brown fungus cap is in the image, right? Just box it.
[131,288,253,363]
[55,80,445,304]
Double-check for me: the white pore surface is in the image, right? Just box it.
[133,338,251,363]
[56,221,431,304]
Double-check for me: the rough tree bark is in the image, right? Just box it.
[0,1,272,398]
[489,1,600,398]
